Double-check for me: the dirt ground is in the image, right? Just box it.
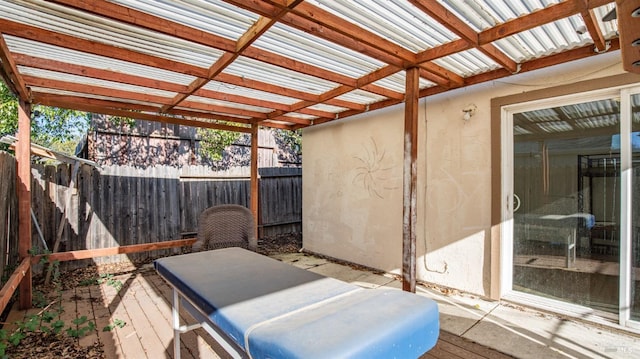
[3,233,302,359]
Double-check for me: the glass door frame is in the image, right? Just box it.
[500,84,640,330]
[620,86,640,329]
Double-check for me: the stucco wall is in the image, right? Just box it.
[303,51,628,297]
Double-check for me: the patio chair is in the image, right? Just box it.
[193,204,257,252]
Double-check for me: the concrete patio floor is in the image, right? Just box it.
[271,252,640,359]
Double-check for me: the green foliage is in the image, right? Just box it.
[274,128,302,154]
[0,311,97,351]
[98,273,123,291]
[0,83,18,139]
[103,318,127,332]
[108,115,136,128]
[0,246,99,357]
[78,276,100,286]
[32,290,48,308]
[66,316,96,338]
[0,81,90,154]
[197,126,243,161]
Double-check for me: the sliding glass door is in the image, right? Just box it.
[624,90,640,327]
[504,85,640,328]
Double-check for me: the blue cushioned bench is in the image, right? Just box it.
[154,247,439,359]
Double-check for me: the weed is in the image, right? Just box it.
[0,247,99,356]
[98,273,123,291]
[78,277,100,286]
[102,318,126,332]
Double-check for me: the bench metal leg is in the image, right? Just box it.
[171,286,246,359]
[173,288,181,359]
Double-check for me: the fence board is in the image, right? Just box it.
[0,152,18,282]
[0,157,300,269]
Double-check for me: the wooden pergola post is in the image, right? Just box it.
[402,67,419,293]
[250,124,259,241]
[17,98,32,309]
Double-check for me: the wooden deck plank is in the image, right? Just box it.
[134,271,226,359]
[424,345,466,359]
[144,271,223,358]
[435,340,487,359]
[88,284,120,359]
[100,273,147,358]
[6,269,514,359]
[57,288,78,343]
[145,271,209,358]
[75,285,100,349]
[129,274,177,358]
[117,274,168,358]
[3,302,26,331]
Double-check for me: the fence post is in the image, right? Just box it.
[17,99,32,309]
[250,124,259,241]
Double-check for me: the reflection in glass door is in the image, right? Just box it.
[512,98,621,314]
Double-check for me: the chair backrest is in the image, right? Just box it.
[193,204,257,252]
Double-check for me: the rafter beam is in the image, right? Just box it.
[162,0,305,112]
[580,8,607,52]
[225,0,460,85]
[49,0,372,119]
[49,0,237,52]
[478,0,612,44]
[0,19,208,78]
[0,33,30,101]
[409,0,518,73]
[13,53,189,93]
[616,0,640,74]
[34,93,254,132]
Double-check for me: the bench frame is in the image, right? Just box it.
[172,287,246,359]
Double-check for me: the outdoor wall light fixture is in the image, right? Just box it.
[462,104,477,121]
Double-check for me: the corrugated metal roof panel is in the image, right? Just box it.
[224,57,339,95]
[201,81,300,106]
[282,113,317,121]
[373,71,436,92]
[440,0,563,31]
[492,15,592,62]
[306,103,349,113]
[437,1,616,70]
[112,0,259,41]
[4,36,197,85]
[2,0,223,68]
[591,4,618,40]
[0,0,626,130]
[30,87,161,107]
[186,95,273,113]
[173,106,252,120]
[19,67,176,98]
[308,0,458,53]
[434,49,500,77]
[255,23,385,79]
[336,90,388,105]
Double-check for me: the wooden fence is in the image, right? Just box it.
[0,152,18,281]
[0,151,301,270]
